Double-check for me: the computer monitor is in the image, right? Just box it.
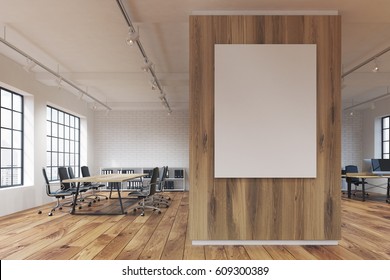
[362,159,372,173]
[371,159,390,175]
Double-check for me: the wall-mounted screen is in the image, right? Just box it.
[214,44,317,178]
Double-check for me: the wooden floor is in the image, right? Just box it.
[0,191,389,260]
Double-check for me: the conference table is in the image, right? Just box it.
[63,173,145,215]
[345,172,390,202]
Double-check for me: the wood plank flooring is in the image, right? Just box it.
[0,191,389,260]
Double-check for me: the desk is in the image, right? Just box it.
[63,173,145,215]
[345,172,390,202]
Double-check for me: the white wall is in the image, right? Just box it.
[0,53,95,216]
[93,110,189,189]
[342,110,363,170]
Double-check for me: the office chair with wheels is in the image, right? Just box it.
[345,165,369,198]
[129,167,162,216]
[58,166,91,207]
[80,166,108,201]
[41,168,74,216]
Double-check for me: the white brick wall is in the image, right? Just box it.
[93,110,189,187]
[342,110,363,171]
[93,109,365,191]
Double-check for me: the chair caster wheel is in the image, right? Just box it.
[105,197,108,200]
[141,213,145,216]
[38,210,42,214]
[79,206,82,209]
[158,211,161,214]
[59,207,62,210]
[48,212,53,216]
[88,202,92,207]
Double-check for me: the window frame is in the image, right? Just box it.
[46,106,80,182]
[382,116,390,159]
[1,87,24,188]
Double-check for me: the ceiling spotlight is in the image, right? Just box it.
[372,58,379,72]
[23,58,36,72]
[126,28,139,46]
[141,60,153,72]
[56,76,62,89]
[149,78,157,90]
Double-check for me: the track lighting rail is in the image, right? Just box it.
[0,36,111,111]
[116,0,172,113]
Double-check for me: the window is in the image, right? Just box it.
[382,116,390,159]
[1,87,24,188]
[46,106,80,181]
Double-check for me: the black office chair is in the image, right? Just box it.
[154,166,170,207]
[58,166,91,207]
[345,165,368,198]
[80,166,108,201]
[41,168,74,216]
[67,166,78,188]
[129,167,162,216]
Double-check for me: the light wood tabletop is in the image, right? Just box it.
[63,173,146,215]
[62,173,146,183]
[344,172,390,202]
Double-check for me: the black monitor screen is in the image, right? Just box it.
[371,159,390,174]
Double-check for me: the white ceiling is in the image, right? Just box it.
[1,0,390,112]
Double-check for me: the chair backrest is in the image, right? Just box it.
[68,166,75,179]
[58,166,72,190]
[345,165,358,173]
[158,166,164,189]
[148,167,159,196]
[158,166,168,191]
[80,166,92,186]
[81,166,91,177]
[67,166,76,187]
[163,166,168,181]
[42,168,52,195]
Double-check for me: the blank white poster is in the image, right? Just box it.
[214,44,317,178]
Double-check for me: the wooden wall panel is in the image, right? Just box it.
[189,15,341,241]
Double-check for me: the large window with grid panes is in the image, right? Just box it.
[382,116,390,159]
[1,87,24,188]
[46,106,80,181]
